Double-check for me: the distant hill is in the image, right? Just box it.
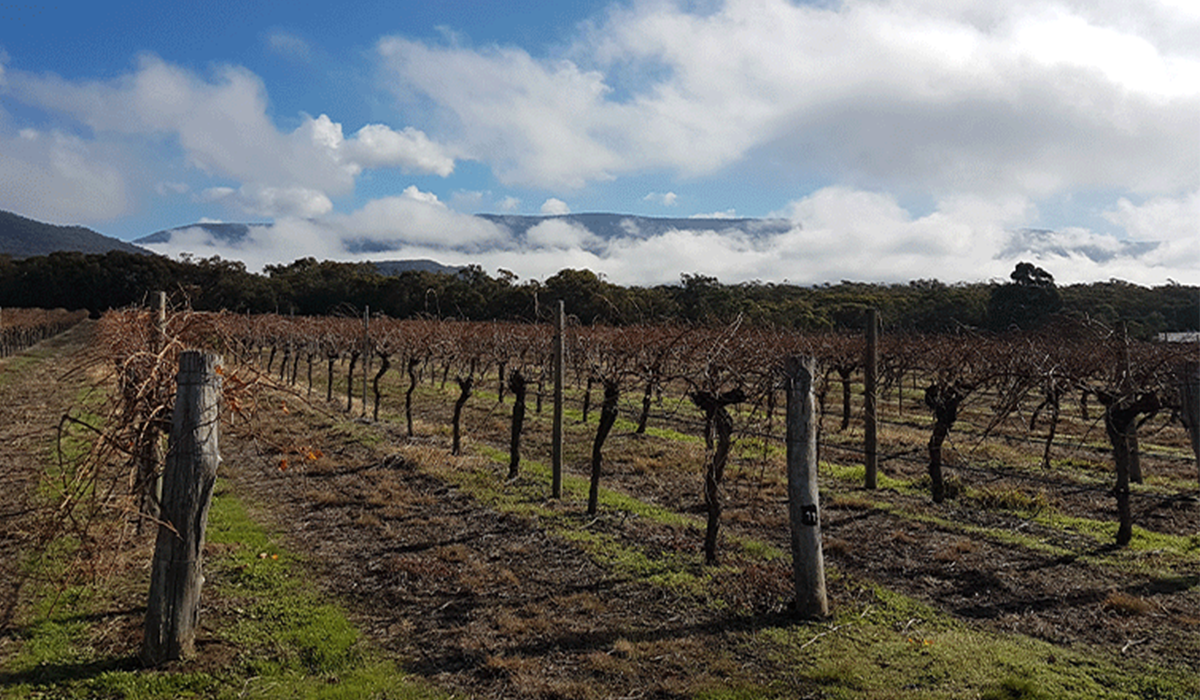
[0,210,150,258]
[372,259,463,276]
[136,221,267,246]
[138,214,794,253]
[1001,228,1159,263]
[477,213,794,241]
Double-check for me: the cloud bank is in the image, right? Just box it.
[140,185,1199,287]
[2,0,1197,286]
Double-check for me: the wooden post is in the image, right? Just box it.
[142,351,222,666]
[552,300,565,499]
[864,308,879,490]
[1179,361,1199,485]
[154,291,167,353]
[362,306,370,419]
[785,356,828,619]
[137,292,169,531]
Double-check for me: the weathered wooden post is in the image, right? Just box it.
[1180,361,1199,484]
[552,300,565,499]
[864,308,879,490]
[136,292,169,531]
[785,356,828,619]
[154,291,167,349]
[142,350,222,666]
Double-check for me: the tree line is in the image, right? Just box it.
[0,250,1194,337]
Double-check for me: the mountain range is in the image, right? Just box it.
[0,208,1164,277]
[0,210,150,258]
[475,213,794,241]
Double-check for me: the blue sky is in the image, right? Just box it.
[0,0,1197,285]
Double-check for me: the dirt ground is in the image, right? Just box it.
[0,322,102,634]
[2,324,1198,699]
[217,362,1200,698]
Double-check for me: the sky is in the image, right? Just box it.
[0,0,1197,287]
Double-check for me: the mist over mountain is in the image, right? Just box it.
[137,222,267,246]
[137,213,796,252]
[476,213,794,242]
[1001,229,1159,264]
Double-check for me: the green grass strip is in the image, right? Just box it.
[1,482,447,700]
[759,579,1200,699]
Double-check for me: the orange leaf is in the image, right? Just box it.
[279,458,288,471]
[280,401,290,414]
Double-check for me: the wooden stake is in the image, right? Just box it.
[552,300,565,499]
[785,355,828,619]
[142,351,222,666]
[864,308,879,490]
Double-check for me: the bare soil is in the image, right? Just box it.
[217,363,1200,698]
[0,322,101,635]
[2,326,1198,698]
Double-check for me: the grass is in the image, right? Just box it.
[0,479,447,700]
[757,581,1200,700]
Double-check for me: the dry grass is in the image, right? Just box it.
[829,493,876,511]
[303,488,343,506]
[1101,591,1155,617]
[824,537,854,556]
[933,537,981,562]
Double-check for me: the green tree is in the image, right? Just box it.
[987,262,1062,331]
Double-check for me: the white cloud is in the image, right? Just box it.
[1104,190,1200,243]
[199,186,237,203]
[330,186,509,248]
[540,197,571,215]
[524,219,600,250]
[378,37,627,189]
[448,189,486,211]
[378,0,1199,200]
[141,188,513,271]
[691,210,737,220]
[3,54,457,219]
[497,196,521,212]
[155,181,189,196]
[0,126,128,222]
[264,29,312,61]
[643,191,678,206]
[342,122,456,176]
[200,184,332,218]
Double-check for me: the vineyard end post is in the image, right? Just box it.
[864,308,879,490]
[142,350,222,666]
[785,355,829,619]
[552,300,564,499]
